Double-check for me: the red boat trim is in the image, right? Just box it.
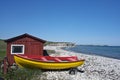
[14,54,85,63]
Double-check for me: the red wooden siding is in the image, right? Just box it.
[5,34,46,65]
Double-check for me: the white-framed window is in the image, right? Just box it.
[11,44,25,54]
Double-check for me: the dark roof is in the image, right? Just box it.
[4,33,46,43]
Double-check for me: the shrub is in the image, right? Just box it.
[3,68,42,80]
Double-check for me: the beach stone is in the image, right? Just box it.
[43,46,120,80]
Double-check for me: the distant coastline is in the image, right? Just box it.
[78,44,120,47]
[63,45,120,60]
[44,41,75,46]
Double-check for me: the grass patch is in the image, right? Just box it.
[0,39,6,49]
[0,68,43,80]
[46,50,56,53]
[0,50,6,59]
[0,39,6,59]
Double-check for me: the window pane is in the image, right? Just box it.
[12,46,23,53]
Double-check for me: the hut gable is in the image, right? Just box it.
[5,33,46,43]
[5,33,46,65]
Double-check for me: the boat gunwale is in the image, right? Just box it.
[14,54,85,63]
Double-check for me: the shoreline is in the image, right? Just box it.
[62,45,120,60]
[43,46,120,80]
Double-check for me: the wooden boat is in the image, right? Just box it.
[14,54,85,70]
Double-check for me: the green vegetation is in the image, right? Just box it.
[0,68,42,80]
[0,50,6,59]
[0,39,6,59]
[0,39,6,49]
[44,41,75,46]
[46,50,56,54]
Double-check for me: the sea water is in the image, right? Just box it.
[64,45,120,60]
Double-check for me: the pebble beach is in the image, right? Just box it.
[41,46,120,80]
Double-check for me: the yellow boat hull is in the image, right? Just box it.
[14,55,85,70]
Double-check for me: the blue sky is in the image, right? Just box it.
[0,0,120,46]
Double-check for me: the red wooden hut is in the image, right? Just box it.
[4,33,46,66]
